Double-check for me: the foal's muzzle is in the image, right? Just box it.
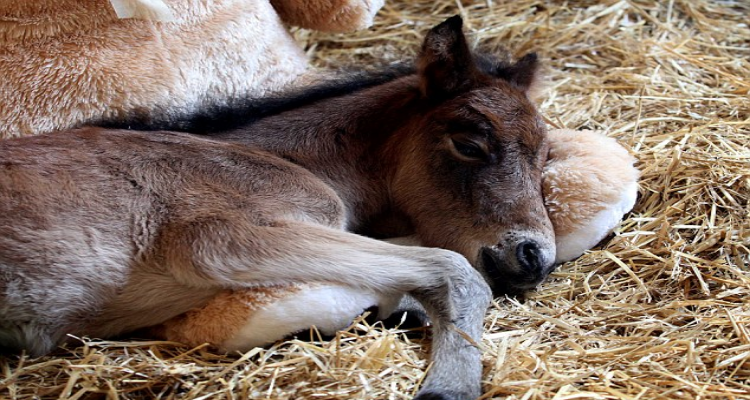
[480,240,556,296]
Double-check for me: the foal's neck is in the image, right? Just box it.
[216,75,422,231]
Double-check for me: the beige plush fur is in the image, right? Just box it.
[156,286,303,347]
[0,0,383,138]
[271,0,384,33]
[543,129,639,262]
[543,129,638,237]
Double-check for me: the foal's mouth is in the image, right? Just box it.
[479,247,556,296]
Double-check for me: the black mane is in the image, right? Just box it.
[94,63,416,134]
[93,52,522,135]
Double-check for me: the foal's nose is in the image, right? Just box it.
[516,240,543,274]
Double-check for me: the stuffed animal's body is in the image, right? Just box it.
[0,0,383,138]
[154,129,639,352]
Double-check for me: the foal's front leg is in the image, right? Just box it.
[159,219,491,400]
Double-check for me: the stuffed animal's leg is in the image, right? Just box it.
[270,0,384,33]
[158,284,402,352]
[160,219,491,400]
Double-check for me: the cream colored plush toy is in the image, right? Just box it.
[0,0,383,138]
[153,128,639,352]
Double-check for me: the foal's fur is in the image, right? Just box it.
[0,17,553,400]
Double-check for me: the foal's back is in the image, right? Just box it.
[0,128,343,354]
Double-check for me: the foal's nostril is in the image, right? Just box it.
[481,247,501,278]
[516,241,543,272]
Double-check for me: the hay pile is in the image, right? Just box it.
[2,0,748,399]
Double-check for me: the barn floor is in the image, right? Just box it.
[2,1,749,399]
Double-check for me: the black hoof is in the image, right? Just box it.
[414,391,469,400]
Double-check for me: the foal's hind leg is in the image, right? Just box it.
[159,219,491,400]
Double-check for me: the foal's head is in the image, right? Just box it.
[391,16,555,295]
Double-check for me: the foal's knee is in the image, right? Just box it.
[439,250,491,293]
[427,249,492,307]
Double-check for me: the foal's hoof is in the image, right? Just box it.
[414,390,474,400]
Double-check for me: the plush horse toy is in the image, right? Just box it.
[154,128,639,352]
[0,0,384,138]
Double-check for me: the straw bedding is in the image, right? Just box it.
[1,0,748,399]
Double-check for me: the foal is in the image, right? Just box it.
[0,16,554,400]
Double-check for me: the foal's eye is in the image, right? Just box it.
[450,138,487,161]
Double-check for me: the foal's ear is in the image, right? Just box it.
[496,53,544,97]
[418,15,478,98]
